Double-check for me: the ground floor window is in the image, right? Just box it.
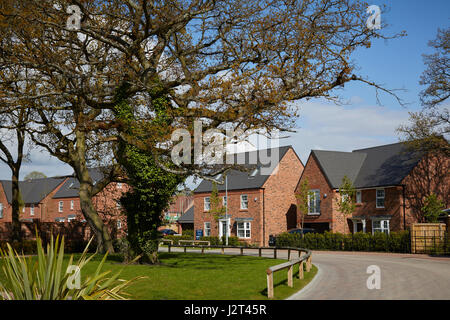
[372,219,390,234]
[204,222,211,236]
[237,221,251,238]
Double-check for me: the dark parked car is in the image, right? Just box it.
[159,229,179,236]
[268,228,316,246]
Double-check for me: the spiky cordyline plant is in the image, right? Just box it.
[0,235,144,300]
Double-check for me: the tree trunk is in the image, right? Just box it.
[11,170,21,242]
[78,182,115,253]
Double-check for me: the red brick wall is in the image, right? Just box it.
[262,148,304,245]
[194,147,304,246]
[194,189,263,245]
[0,182,11,222]
[296,153,334,230]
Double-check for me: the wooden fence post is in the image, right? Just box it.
[288,249,291,260]
[299,261,304,279]
[267,272,274,299]
[306,256,311,272]
[184,246,187,253]
[288,265,293,287]
[201,247,204,254]
[240,247,244,255]
[274,248,277,259]
[259,248,262,257]
[221,247,224,254]
[168,244,171,253]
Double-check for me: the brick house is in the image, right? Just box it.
[194,146,304,246]
[0,168,128,238]
[160,192,194,233]
[0,176,69,223]
[296,142,450,234]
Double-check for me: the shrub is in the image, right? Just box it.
[274,230,412,253]
[0,235,144,300]
[163,234,194,245]
[182,229,194,237]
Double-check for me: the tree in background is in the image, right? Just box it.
[295,178,313,230]
[336,176,356,234]
[23,171,47,180]
[422,193,445,223]
[0,105,29,242]
[398,27,449,156]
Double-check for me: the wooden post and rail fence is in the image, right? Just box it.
[159,241,313,299]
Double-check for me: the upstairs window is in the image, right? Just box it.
[58,201,63,213]
[308,190,321,214]
[70,200,74,210]
[117,183,122,189]
[376,189,385,208]
[0,203,3,219]
[356,191,362,204]
[204,197,210,211]
[240,194,248,210]
[223,196,227,207]
[30,204,35,216]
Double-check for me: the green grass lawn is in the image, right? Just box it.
[0,252,317,300]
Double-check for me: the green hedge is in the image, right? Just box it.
[274,230,411,253]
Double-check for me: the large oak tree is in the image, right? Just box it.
[0,0,402,252]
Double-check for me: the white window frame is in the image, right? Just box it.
[58,201,63,213]
[67,215,76,222]
[356,190,362,204]
[117,183,122,189]
[0,203,3,219]
[237,221,251,239]
[240,194,248,210]
[372,219,390,235]
[307,190,320,215]
[70,200,74,210]
[30,204,35,216]
[55,217,65,222]
[376,189,385,208]
[204,197,211,211]
[117,219,122,229]
[222,196,227,207]
[204,222,211,236]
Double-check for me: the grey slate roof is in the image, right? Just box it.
[0,177,67,204]
[312,142,423,189]
[52,168,107,199]
[177,205,194,224]
[194,146,293,193]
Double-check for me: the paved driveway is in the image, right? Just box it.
[159,247,450,299]
[288,251,450,300]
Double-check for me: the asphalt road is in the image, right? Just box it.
[288,251,450,300]
[159,247,450,300]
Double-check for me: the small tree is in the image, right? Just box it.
[295,178,313,230]
[209,182,226,222]
[24,171,47,180]
[422,193,445,223]
[336,176,357,234]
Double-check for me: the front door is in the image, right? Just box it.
[219,219,230,238]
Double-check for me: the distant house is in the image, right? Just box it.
[160,192,194,233]
[194,146,304,246]
[0,176,68,222]
[177,205,194,234]
[0,168,128,237]
[296,142,450,234]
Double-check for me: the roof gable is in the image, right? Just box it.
[0,177,67,204]
[309,142,424,189]
[194,146,292,193]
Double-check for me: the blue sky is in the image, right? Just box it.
[1,0,449,179]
